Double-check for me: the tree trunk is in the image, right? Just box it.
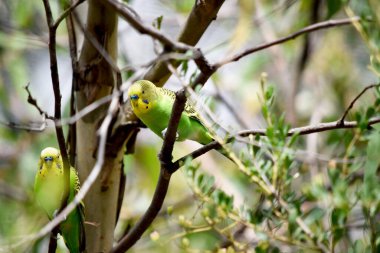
[76,0,121,252]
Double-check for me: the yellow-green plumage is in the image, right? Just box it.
[128,80,213,145]
[34,147,85,253]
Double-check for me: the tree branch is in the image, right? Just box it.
[65,0,79,166]
[112,88,188,252]
[41,0,71,251]
[0,120,47,132]
[47,227,59,253]
[192,16,360,87]
[172,116,380,172]
[215,16,360,68]
[19,90,120,251]
[53,0,85,29]
[110,168,171,253]
[338,83,380,125]
[72,10,120,73]
[159,89,187,163]
[24,83,53,119]
[144,0,225,86]
[103,0,225,86]
[103,0,191,52]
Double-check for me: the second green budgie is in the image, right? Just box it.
[128,80,214,145]
[34,147,86,253]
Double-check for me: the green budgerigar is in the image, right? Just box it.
[34,147,85,253]
[128,80,214,145]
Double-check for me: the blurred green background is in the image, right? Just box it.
[1,0,380,252]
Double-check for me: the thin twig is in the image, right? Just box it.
[72,11,120,73]
[338,83,380,125]
[0,120,47,132]
[24,83,53,119]
[160,89,187,164]
[173,116,380,171]
[121,51,204,73]
[111,88,187,252]
[240,117,380,137]
[213,85,249,129]
[111,168,171,253]
[215,16,360,67]
[104,0,225,86]
[103,0,192,52]
[41,0,70,194]
[41,0,71,251]
[6,91,121,252]
[1,90,123,132]
[53,0,85,29]
[191,16,360,87]
[47,227,59,253]
[66,0,79,166]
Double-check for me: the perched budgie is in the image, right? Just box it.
[128,80,214,145]
[34,147,85,253]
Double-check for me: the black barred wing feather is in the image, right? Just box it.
[70,167,81,195]
[70,167,86,252]
[159,87,176,100]
[159,87,203,124]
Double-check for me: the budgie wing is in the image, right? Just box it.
[160,87,204,125]
[71,168,86,252]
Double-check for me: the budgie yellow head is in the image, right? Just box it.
[39,147,62,169]
[128,80,158,115]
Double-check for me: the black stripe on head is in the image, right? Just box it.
[136,80,155,91]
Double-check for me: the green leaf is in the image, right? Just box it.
[153,15,163,30]
[331,207,348,244]
[304,207,325,225]
[262,104,269,119]
[375,97,380,107]
[287,206,299,236]
[331,207,348,227]
[247,208,264,224]
[365,107,375,119]
[328,167,340,185]
[212,189,234,211]
[181,60,189,75]
[266,126,274,140]
[255,240,270,253]
[326,0,344,19]
[349,240,370,253]
[265,86,274,101]
[362,128,380,208]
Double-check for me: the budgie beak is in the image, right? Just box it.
[130,94,139,100]
[43,156,54,167]
[44,156,53,162]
